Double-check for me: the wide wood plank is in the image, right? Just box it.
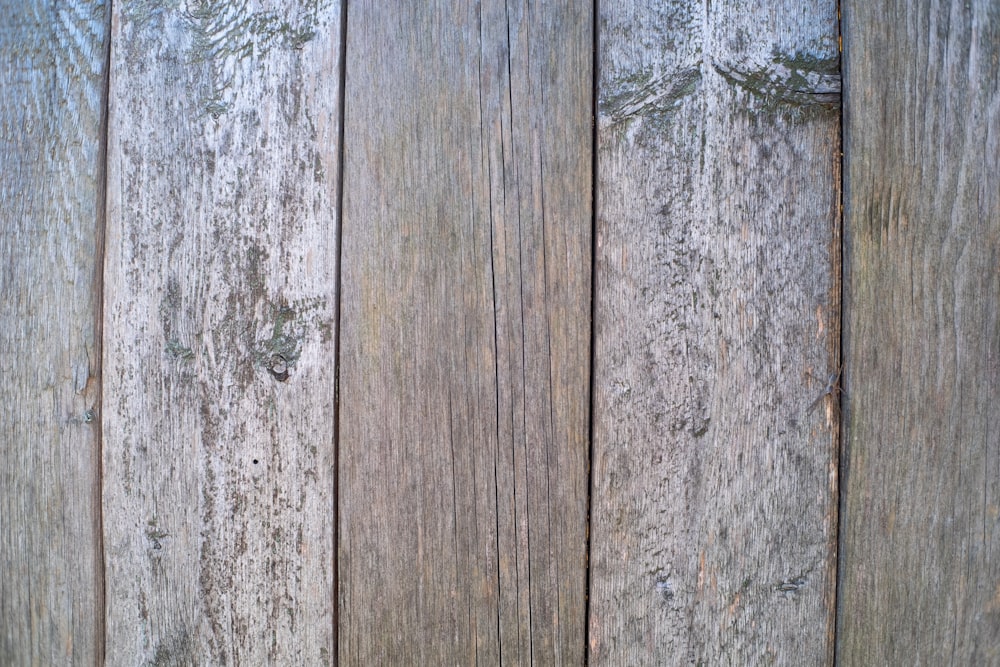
[338,2,592,664]
[590,2,841,663]
[102,2,342,663]
[0,3,109,664]
[838,1,1000,663]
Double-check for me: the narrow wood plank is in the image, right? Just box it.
[0,3,109,664]
[590,2,841,663]
[102,2,342,663]
[338,2,591,664]
[838,1,1000,663]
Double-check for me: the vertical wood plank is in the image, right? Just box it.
[103,2,342,664]
[590,1,841,663]
[839,1,1000,663]
[338,2,592,664]
[0,2,109,664]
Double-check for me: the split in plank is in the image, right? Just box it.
[0,3,110,664]
[338,2,592,664]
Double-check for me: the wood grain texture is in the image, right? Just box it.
[102,2,342,663]
[590,1,841,664]
[0,2,109,664]
[838,1,1000,663]
[337,2,591,664]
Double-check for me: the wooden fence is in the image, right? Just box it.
[1,1,997,664]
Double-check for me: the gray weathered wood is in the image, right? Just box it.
[0,2,109,664]
[590,2,841,663]
[102,2,342,663]
[838,1,1000,663]
[337,2,592,664]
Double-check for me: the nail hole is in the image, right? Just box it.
[655,576,674,601]
[252,459,259,465]
[267,354,290,382]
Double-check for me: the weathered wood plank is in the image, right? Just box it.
[590,2,841,663]
[338,2,592,664]
[102,2,342,664]
[838,1,1000,663]
[0,2,109,664]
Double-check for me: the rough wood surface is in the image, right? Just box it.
[589,2,841,664]
[102,2,342,663]
[0,2,109,664]
[337,2,592,664]
[838,1,1000,663]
